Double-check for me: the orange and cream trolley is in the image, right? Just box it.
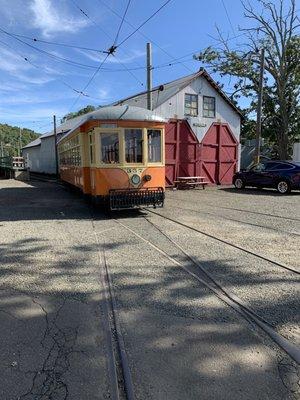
[57,105,166,210]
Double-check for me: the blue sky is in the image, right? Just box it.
[0,0,250,132]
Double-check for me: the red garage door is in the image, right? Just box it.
[165,120,238,186]
[165,120,200,186]
[200,123,238,184]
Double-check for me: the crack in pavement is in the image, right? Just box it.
[18,299,79,400]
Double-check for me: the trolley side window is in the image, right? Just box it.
[125,129,143,163]
[89,133,95,164]
[147,129,162,162]
[100,133,119,164]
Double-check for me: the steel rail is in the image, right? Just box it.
[92,217,135,400]
[168,204,300,238]
[114,218,300,365]
[146,209,300,275]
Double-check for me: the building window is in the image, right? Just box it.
[184,94,198,116]
[203,96,216,118]
[125,129,143,163]
[147,129,162,162]
[100,132,119,164]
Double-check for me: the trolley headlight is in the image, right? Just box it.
[131,174,141,185]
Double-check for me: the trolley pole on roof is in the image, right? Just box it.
[53,115,59,176]
[146,42,153,111]
[254,47,265,165]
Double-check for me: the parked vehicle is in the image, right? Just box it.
[233,161,300,194]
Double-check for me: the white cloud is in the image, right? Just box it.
[30,0,89,37]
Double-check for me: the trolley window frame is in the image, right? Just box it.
[146,128,164,165]
[93,126,164,168]
[98,128,123,166]
[58,132,82,167]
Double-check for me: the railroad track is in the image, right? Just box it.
[91,217,135,400]
[168,204,300,237]
[113,216,300,365]
[145,208,300,275]
[167,193,300,222]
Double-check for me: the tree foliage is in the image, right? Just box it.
[194,0,300,159]
[61,105,96,123]
[0,124,39,157]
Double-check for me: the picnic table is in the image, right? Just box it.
[174,176,210,190]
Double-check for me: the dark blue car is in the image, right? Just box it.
[233,161,300,194]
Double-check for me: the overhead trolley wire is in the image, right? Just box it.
[116,0,173,47]
[0,27,106,71]
[113,0,132,46]
[7,32,107,54]
[220,0,236,35]
[0,38,106,101]
[69,0,144,86]
[97,0,193,73]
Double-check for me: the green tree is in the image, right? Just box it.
[194,0,300,159]
[0,124,39,157]
[61,105,96,123]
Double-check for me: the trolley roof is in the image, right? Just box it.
[57,105,166,144]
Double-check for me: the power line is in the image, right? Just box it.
[220,0,236,36]
[68,53,110,113]
[69,0,144,85]
[69,0,112,40]
[97,0,192,73]
[8,32,106,54]
[116,0,173,47]
[113,0,131,46]
[0,27,106,71]
[0,39,107,101]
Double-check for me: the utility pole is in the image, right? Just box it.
[254,48,265,164]
[146,42,153,111]
[19,127,22,157]
[53,115,59,176]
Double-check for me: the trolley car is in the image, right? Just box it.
[57,105,166,210]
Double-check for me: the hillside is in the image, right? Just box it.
[0,123,40,157]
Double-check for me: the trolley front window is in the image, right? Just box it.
[100,132,119,164]
[125,129,143,163]
[147,129,162,162]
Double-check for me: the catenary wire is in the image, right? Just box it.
[97,0,193,73]
[113,0,131,46]
[116,0,173,47]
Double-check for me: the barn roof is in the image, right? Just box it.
[114,68,242,117]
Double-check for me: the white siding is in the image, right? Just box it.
[154,76,241,142]
[22,136,56,174]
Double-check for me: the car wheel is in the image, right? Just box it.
[234,177,245,189]
[276,180,291,194]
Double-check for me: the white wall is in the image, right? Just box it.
[154,76,241,142]
[22,136,56,174]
